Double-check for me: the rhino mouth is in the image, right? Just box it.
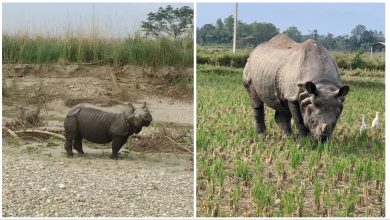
[311,135,329,147]
[320,135,329,143]
[143,119,152,126]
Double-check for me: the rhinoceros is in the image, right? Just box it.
[243,34,349,144]
[64,102,152,159]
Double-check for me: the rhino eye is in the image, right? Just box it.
[310,117,316,125]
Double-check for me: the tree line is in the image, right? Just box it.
[197,15,385,51]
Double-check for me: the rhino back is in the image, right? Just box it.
[244,34,303,108]
[75,106,128,144]
[298,40,342,91]
[244,34,342,105]
[75,103,134,117]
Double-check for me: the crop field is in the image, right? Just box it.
[196,64,385,217]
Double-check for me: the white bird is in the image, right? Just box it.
[371,111,379,129]
[360,114,366,134]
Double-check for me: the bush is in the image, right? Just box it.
[351,48,365,69]
[216,54,232,66]
[333,54,352,69]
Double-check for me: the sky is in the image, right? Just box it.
[3,3,193,37]
[197,3,385,36]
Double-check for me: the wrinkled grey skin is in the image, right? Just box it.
[243,34,349,145]
[64,102,152,159]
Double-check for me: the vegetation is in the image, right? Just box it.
[197,16,384,52]
[2,33,193,67]
[196,64,384,217]
[141,5,193,39]
[197,47,385,71]
[197,16,278,47]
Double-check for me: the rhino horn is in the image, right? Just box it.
[142,102,147,109]
[321,123,327,133]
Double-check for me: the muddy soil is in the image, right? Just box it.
[2,64,194,217]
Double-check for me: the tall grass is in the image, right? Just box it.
[3,33,193,67]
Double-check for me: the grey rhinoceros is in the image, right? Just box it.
[243,34,349,144]
[64,102,152,159]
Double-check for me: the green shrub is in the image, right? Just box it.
[252,179,272,215]
[235,156,250,182]
[351,48,365,69]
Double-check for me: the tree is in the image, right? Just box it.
[141,5,193,39]
[349,25,385,50]
[216,18,224,32]
[197,24,218,44]
[322,33,336,50]
[350,25,367,50]
[215,18,230,44]
[224,15,235,39]
[313,30,319,40]
[283,26,302,42]
[250,22,279,45]
[333,35,348,51]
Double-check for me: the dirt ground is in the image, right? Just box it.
[2,64,194,217]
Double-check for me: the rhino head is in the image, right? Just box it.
[298,81,349,144]
[126,102,153,130]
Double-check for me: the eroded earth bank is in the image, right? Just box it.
[2,64,194,217]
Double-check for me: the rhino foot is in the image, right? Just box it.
[311,140,320,149]
[255,124,266,134]
[110,155,119,160]
[76,150,85,155]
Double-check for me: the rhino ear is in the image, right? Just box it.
[305,81,318,96]
[128,103,135,112]
[337,86,349,97]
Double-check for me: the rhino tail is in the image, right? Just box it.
[243,66,252,89]
[243,78,251,90]
[64,108,79,140]
[243,60,251,84]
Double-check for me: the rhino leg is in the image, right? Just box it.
[274,110,292,136]
[64,116,77,158]
[64,139,74,158]
[110,137,125,160]
[288,101,309,137]
[253,105,266,133]
[73,137,84,155]
[244,81,265,133]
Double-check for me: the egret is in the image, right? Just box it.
[360,114,366,134]
[371,111,379,129]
